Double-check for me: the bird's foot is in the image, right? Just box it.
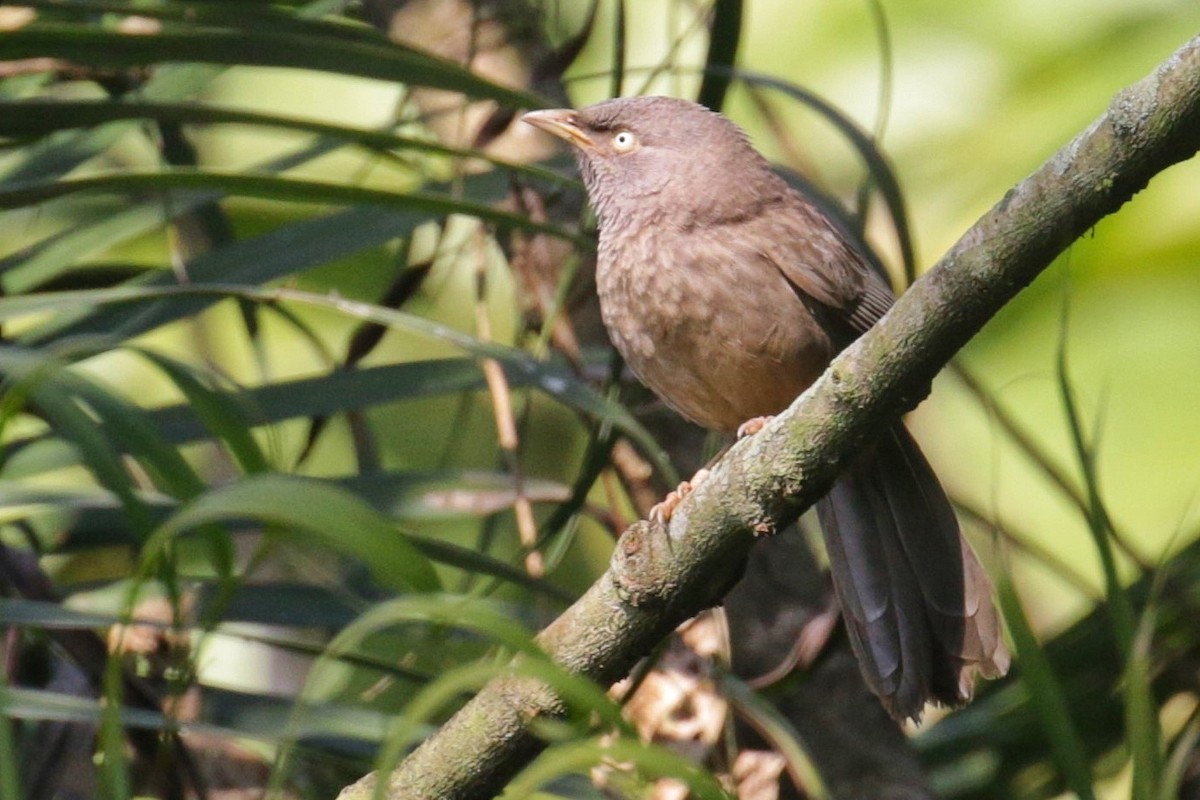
[736,415,773,438]
[649,468,711,524]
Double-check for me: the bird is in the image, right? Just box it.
[522,95,1009,721]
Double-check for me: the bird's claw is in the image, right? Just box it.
[649,468,711,524]
[736,415,773,438]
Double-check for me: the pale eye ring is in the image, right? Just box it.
[612,130,638,152]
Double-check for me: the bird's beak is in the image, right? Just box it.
[522,109,595,150]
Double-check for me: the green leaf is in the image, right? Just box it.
[998,576,1096,800]
[0,120,138,186]
[21,0,382,40]
[0,679,19,800]
[150,473,442,593]
[0,347,159,538]
[404,534,573,603]
[0,481,174,548]
[0,99,575,188]
[0,288,669,474]
[1,473,571,603]
[1057,312,1162,798]
[0,685,390,746]
[0,25,544,109]
[0,345,207,498]
[507,736,732,800]
[125,346,271,475]
[0,132,364,295]
[0,597,124,630]
[17,206,426,339]
[322,594,538,659]
[0,171,581,242]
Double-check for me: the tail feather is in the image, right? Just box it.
[817,424,1008,721]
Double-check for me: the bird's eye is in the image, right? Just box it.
[611,130,639,152]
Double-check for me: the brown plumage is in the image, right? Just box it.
[523,96,1008,721]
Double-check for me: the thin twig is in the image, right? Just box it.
[472,226,543,577]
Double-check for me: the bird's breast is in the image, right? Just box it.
[596,221,835,433]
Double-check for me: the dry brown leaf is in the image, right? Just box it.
[732,750,787,800]
[0,7,35,30]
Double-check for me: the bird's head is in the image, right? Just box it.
[523,96,783,227]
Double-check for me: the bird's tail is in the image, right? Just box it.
[816,424,1009,721]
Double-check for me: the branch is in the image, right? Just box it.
[338,34,1200,800]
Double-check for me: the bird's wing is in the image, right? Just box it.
[757,198,895,336]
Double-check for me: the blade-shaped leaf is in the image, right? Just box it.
[151,473,441,594]
[0,25,544,109]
